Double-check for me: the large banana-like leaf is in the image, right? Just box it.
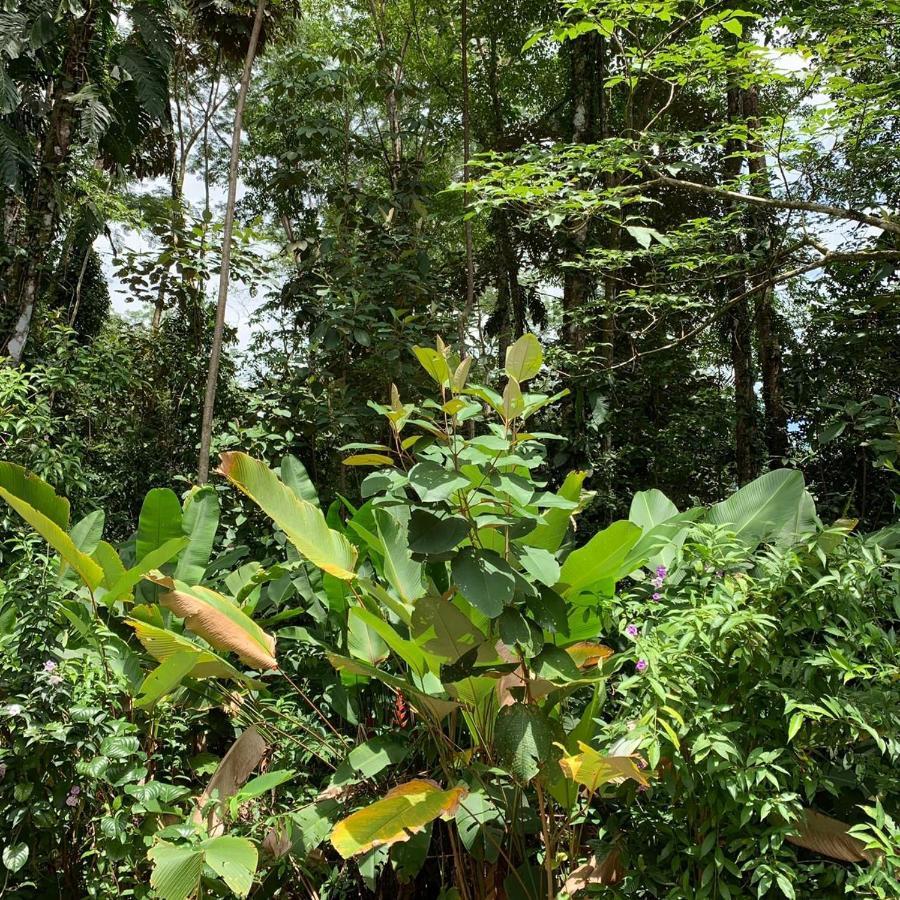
[174,486,219,583]
[786,809,876,863]
[707,469,817,547]
[157,579,277,670]
[0,462,104,590]
[136,487,183,563]
[330,779,467,858]
[218,452,357,580]
[559,520,640,596]
[520,470,589,551]
[126,618,247,681]
[558,741,649,790]
[102,537,188,604]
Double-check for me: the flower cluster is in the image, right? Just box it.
[65,785,81,808]
[650,564,667,601]
[42,659,62,686]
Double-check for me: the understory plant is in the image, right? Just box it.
[0,335,897,898]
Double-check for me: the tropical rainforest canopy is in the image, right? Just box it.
[0,0,898,897]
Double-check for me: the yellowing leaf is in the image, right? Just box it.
[218,452,357,580]
[558,741,650,790]
[566,642,614,669]
[504,333,543,382]
[330,779,467,858]
[342,453,395,467]
[786,809,877,863]
[161,582,277,670]
[412,346,451,385]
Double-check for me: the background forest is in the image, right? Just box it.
[0,0,898,897]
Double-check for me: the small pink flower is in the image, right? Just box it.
[43,660,57,673]
[652,592,661,601]
[69,786,80,797]
[5,704,22,716]
[625,624,639,638]
[635,658,648,673]
[656,566,667,580]
[49,674,62,686]
[65,794,79,807]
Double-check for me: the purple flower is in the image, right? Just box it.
[69,786,80,797]
[652,592,662,602]
[715,570,724,578]
[625,624,639,638]
[43,660,57,673]
[635,658,648,673]
[65,794,79,807]
[656,566,667,580]
[5,704,22,716]
[49,674,62,686]
[652,577,663,589]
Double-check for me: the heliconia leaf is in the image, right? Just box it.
[504,333,543,382]
[565,642,614,669]
[558,741,649,790]
[786,809,876,863]
[126,618,247,682]
[159,580,277,670]
[200,836,258,897]
[66,509,105,561]
[134,651,197,709]
[707,469,816,547]
[92,540,127,590]
[0,461,69,528]
[217,452,357,580]
[103,537,188,604]
[281,454,320,508]
[148,842,204,900]
[193,726,268,835]
[136,488,183,563]
[559,520,641,596]
[0,463,103,590]
[174,486,219,584]
[343,453,395,467]
[521,470,590,551]
[330,779,468,858]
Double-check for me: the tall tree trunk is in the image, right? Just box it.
[724,85,758,484]
[562,32,600,355]
[744,84,789,465]
[197,0,266,483]
[2,9,96,362]
[458,0,476,350]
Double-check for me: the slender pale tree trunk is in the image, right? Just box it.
[197,0,266,483]
[458,0,476,350]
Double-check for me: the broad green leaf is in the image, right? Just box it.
[349,606,430,672]
[103,537,188,604]
[201,836,258,897]
[238,770,294,799]
[504,333,543,382]
[707,469,815,547]
[495,703,552,781]
[330,779,467,858]
[412,346,451,385]
[136,488,183,563]
[411,595,485,662]
[455,791,504,863]
[68,509,105,557]
[391,821,432,883]
[559,520,640,596]
[348,607,390,664]
[134,651,196,709]
[407,509,469,554]
[92,540,127,590]
[0,466,103,591]
[408,461,470,503]
[148,842,204,900]
[629,489,678,532]
[516,545,560,586]
[558,741,649,790]
[281,454,319,507]
[347,736,409,779]
[218,452,357,579]
[502,377,525,420]
[521,470,589,551]
[374,507,426,603]
[174,486,219,584]
[159,579,277,670]
[451,549,516,618]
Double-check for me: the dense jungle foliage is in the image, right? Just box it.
[1,0,899,897]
